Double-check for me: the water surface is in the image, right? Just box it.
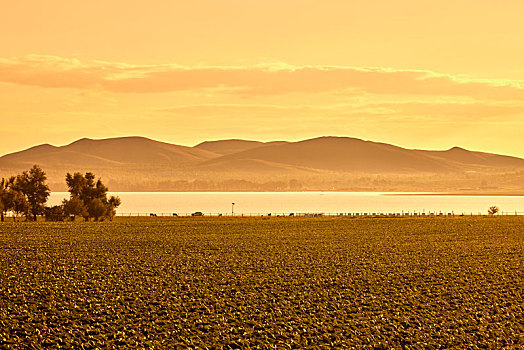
[48,192,524,216]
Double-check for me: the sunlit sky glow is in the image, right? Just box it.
[1,0,524,157]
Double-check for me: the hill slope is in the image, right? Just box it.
[195,139,288,155]
[418,147,524,169]
[0,136,218,168]
[201,136,515,173]
[2,136,524,192]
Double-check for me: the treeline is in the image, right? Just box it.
[51,172,521,192]
[105,179,305,192]
[0,165,120,222]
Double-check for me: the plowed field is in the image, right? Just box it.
[1,217,523,348]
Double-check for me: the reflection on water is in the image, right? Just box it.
[48,192,524,216]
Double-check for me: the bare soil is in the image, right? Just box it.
[1,217,523,348]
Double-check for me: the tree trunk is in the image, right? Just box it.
[1,212,4,222]
[33,213,37,221]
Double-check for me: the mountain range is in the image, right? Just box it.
[2,136,523,172]
[1,136,524,191]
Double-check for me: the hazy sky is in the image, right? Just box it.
[1,0,524,156]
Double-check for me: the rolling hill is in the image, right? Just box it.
[2,135,524,173]
[2,136,524,191]
[199,136,524,173]
[194,139,288,155]
[0,136,218,168]
[417,147,524,169]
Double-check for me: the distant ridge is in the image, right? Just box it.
[416,146,524,168]
[198,136,524,173]
[0,136,524,173]
[2,135,524,173]
[0,136,218,168]
[195,139,288,155]
[2,136,524,192]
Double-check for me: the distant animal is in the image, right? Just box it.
[172,213,178,216]
[150,213,157,217]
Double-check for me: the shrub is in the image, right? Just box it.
[488,206,500,215]
[44,205,65,221]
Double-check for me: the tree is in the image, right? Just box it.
[11,191,29,221]
[106,196,121,221]
[1,188,24,222]
[488,206,500,215]
[87,198,107,221]
[62,196,88,221]
[0,177,13,222]
[1,177,25,222]
[65,172,120,221]
[66,172,108,203]
[13,165,50,221]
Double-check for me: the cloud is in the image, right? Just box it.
[0,55,523,100]
[154,101,524,121]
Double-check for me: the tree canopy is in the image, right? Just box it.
[64,172,120,221]
[12,165,51,221]
[1,167,121,222]
[1,166,49,221]
[0,177,20,222]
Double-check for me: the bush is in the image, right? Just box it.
[88,199,107,221]
[44,205,65,221]
[488,206,500,215]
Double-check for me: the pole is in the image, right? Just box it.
[232,202,235,216]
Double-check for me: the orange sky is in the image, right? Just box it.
[1,0,524,157]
